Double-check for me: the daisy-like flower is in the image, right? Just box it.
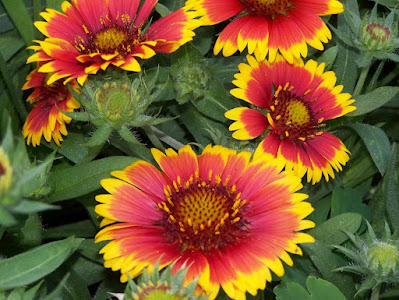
[22,66,80,147]
[27,0,199,85]
[186,0,343,63]
[95,144,315,300]
[225,55,356,184]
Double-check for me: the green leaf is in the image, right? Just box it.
[20,213,42,246]
[302,241,356,299]
[0,237,82,290]
[316,46,337,70]
[384,143,399,232]
[330,188,371,220]
[193,79,237,122]
[1,0,35,46]
[43,220,97,239]
[45,0,64,11]
[309,213,362,245]
[47,156,138,202]
[275,276,346,300]
[9,200,58,214]
[332,13,359,93]
[347,123,391,175]
[349,86,399,116]
[0,206,16,227]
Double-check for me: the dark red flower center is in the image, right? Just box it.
[35,74,69,105]
[365,24,391,42]
[242,0,294,18]
[74,15,144,56]
[267,84,325,142]
[158,174,249,254]
[0,161,5,177]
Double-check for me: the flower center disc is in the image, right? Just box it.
[268,85,323,141]
[242,0,293,17]
[158,176,249,253]
[39,74,69,104]
[366,24,391,42]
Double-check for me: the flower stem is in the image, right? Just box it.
[370,283,381,300]
[150,126,185,150]
[366,60,385,93]
[353,64,371,97]
[143,126,165,150]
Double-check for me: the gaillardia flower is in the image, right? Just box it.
[95,144,315,299]
[28,0,199,85]
[186,0,343,62]
[22,66,80,147]
[225,55,356,184]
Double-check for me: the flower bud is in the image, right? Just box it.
[0,147,12,199]
[359,16,397,52]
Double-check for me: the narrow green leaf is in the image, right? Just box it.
[45,0,64,11]
[47,156,138,202]
[1,0,35,46]
[350,86,399,116]
[384,143,399,231]
[10,200,58,214]
[347,123,391,175]
[309,213,362,245]
[332,13,359,93]
[43,220,97,239]
[0,206,16,227]
[0,237,82,290]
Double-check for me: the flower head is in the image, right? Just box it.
[225,55,356,184]
[95,144,315,299]
[28,0,200,85]
[112,261,208,300]
[186,0,343,63]
[22,66,80,147]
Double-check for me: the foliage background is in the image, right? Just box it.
[0,0,398,299]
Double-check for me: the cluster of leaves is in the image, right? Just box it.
[0,0,398,299]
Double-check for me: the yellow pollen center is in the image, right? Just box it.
[93,27,129,51]
[158,175,248,253]
[286,100,310,126]
[242,0,293,17]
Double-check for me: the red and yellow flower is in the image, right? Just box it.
[186,0,343,63]
[28,0,200,85]
[95,144,315,300]
[225,55,356,184]
[22,66,80,147]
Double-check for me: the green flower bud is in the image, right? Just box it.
[359,17,398,52]
[95,81,134,122]
[172,63,210,104]
[368,241,399,278]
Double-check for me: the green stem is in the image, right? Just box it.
[143,126,165,150]
[150,126,184,150]
[353,64,371,97]
[378,64,398,87]
[366,60,385,93]
[370,283,381,300]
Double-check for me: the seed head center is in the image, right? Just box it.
[242,0,293,18]
[268,84,324,141]
[158,175,249,253]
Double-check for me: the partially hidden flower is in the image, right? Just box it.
[95,144,315,300]
[186,0,343,63]
[27,0,200,85]
[112,261,208,300]
[225,55,356,184]
[22,65,80,147]
[0,147,12,197]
